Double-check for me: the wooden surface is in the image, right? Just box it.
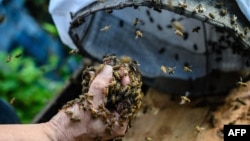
[123,82,250,141]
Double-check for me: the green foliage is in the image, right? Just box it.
[42,22,59,37]
[0,47,64,123]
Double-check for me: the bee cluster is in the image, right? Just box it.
[63,54,143,134]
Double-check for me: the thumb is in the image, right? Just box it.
[88,65,113,109]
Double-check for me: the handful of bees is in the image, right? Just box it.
[63,54,144,131]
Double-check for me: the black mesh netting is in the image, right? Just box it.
[69,0,250,96]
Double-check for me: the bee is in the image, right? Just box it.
[85,93,94,99]
[236,77,248,87]
[215,2,223,8]
[183,65,192,72]
[172,21,184,32]
[133,18,140,26]
[111,95,116,104]
[113,71,121,80]
[99,0,105,3]
[194,125,205,133]
[236,98,246,105]
[167,0,173,10]
[174,29,183,37]
[6,55,12,63]
[180,92,191,105]
[89,107,98,116]
[161,65,167,73]
[103,87,109,96]
[100,25,111,32]
[145,137,152,141]
[208,13,215,19]
[193,4,205,13]
[166,66,176,75]
[192,26,201,33]
[135,30,143,39]
[64,109,73,116]
[120,56,132,63]
[87,98,93,105]
[231,15,237,24]
[10,97,16,105]
[219,9,227,16]
[243,27,249,35]
[95,64,105,74]
[135,93,143,101]
[69,49,79,54]
[178,1,187,9]
[70,117,81,122]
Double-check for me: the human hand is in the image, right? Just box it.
[43,55,143,141]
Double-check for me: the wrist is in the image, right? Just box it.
[48,105,92,141]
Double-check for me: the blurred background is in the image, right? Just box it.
[0,0,82,123]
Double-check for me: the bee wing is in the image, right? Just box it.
[185,91,190,97]
[179,100,186,105]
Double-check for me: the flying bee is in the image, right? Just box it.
[6,55,12,63]
[10,97,16,105]
[194,125,205,133]
[236,77,248,87]
[161,65,167,73]
[192,26,201,33]
[208,13,215,19]
[100,25,111,32]
[183,65,192,72]
[133,18,139,26]
[135,30,143,39]
[180,91,191,105]
[166,66,176,75]
[69,49,79,54]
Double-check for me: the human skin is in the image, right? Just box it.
[0,65,130,141]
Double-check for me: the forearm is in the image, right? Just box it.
[0,123,59,141]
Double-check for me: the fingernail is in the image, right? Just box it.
[101,65,113,75]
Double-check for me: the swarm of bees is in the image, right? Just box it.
[62,54,144,134]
